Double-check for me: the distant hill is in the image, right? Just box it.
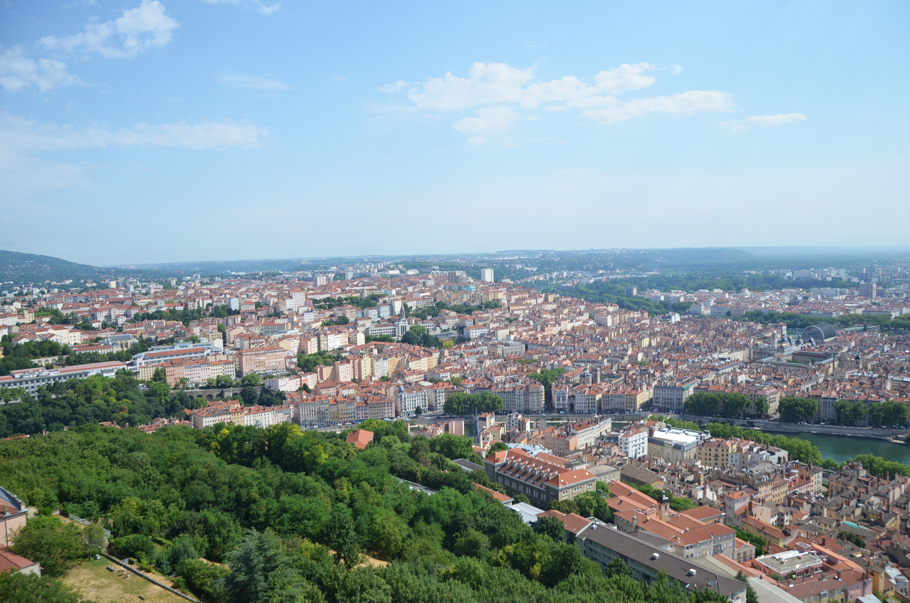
[0,250,135,288]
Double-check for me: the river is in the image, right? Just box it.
[465,422,910,464]
[766,431,910,464]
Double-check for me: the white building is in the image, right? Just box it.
[395,386,428,417]
[619,428,648,459]
[480,268,494,283]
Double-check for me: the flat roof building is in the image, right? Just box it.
[576,525,746,603]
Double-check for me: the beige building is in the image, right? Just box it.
[237,346,287,376]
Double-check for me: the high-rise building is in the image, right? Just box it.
[291,290,307,312]
[480,268,494,283]
[859,282,877,298]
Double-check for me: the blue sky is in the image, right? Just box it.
[2,0,908,265]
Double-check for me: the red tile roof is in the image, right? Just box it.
[346,430,374,450]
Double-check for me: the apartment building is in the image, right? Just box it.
[652,380,698,413]
[696,439,738,469]
[618,428,648,459]
[395,386,428,417]
[484,447,597,508]
[186,401,245,429]
[237,346,288,376]
[493,381,545,414]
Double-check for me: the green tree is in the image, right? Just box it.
[220,529,307,603]
[535,516,566,542]
[337,568,392,603]
[0,572,94,603]
[837,531,866,548]
[11,516,88,576]
[488,442,509,455]
[241,373,261,386]
[82,523,106,553]
[547,499,580,515]
[541,542,589,587]
[669,497,697,512]
[604,556,632,578]
[778,397,819,423]
[401,325,443,349]
[443,392,504,416]
[214,374,235,388]
[575,492,612,521]
[734,527,767,554]
[834,400,855,425]
[429,433,476,460]
[325,506,360,565]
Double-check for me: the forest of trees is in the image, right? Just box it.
[0,420,737,603]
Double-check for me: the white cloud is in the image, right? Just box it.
[0,112,268,152]
[0,45,81,92]
[582,90,734,123]
[41,0,178,59]
[381,62,735,136]
[0,111,268,195]
[394,62,660,112]
[200,0,281,15]
[379,80,416,94]
[593,63,657,95]
[331,76,348,82]
[466,136,486,146]
[218,73,291,90]
[453,106,519,134]
[721,113,807,133]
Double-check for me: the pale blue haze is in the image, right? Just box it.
[1,1,908,264]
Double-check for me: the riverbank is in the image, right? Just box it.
[756,430,910,464]
[682,415,909,441]
[749,420,908,441]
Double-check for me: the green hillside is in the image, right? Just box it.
[0,250,132,288]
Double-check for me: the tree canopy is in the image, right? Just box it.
[444,392,505,416]
[777,397,819,423]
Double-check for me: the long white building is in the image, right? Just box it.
[0,361,126,397]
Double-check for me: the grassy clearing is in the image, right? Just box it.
[62,557,188,603]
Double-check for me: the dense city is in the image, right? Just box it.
[1,255,910,603]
